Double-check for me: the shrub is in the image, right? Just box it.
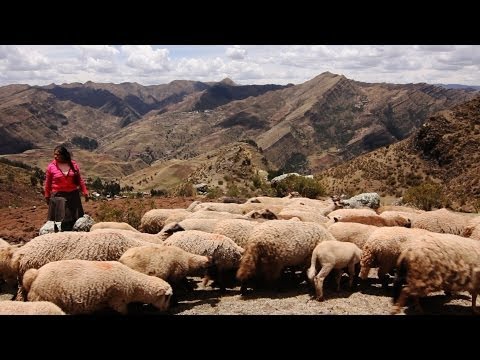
[95,198,155,229]
[272,176,325,199]
[403,182,445,211]
[173,182,196,197]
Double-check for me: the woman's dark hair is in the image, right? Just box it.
[55,145,80,185]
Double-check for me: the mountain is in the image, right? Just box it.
[436,84,480,91]
[318,95,480,211]
[99,72,477,172]
[0,72,478,192]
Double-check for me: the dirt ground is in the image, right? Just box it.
[0,197,476,315]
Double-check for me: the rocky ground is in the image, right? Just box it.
[0,197,476,316]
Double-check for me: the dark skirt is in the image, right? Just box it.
[47,190,85,231]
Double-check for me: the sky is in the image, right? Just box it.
[0,45,479,87]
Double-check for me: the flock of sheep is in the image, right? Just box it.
[1,192,480,315]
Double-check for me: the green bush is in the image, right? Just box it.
[173,182,196,197]
[403,182,445,211]
[272,176,325,199]
[95,198,155,229]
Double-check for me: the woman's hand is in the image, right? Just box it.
[84,194,89,202]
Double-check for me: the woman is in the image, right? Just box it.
[44,145,89,231]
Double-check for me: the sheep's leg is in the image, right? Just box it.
[412,296,423,314]
[334,270,343,292]
[378,267,390,290]
[347,262,356,289]
[109,299,128,315]
[471,291,478,314]
[314,264,334,301]
[391,287,410,315]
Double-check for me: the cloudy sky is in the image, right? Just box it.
[0,45,478,87]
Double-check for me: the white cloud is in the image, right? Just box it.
[226,46,247,60]
[121,45,171,72]
[0,45,480,87]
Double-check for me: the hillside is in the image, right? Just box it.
[99,72,477,173]
[121,142,271,196]
[318,95,480,212]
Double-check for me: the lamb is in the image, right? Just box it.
[176,218,230,233]
[236,220,337,292]
[139,209,191,233]
[392,234,480,314]
[22,259,172,315]
[90,221,140,233]
[0,301,66,315]
[306,241,362,301]
[327,222,378,249]
[119,245,213,292]
[163,230,244,291]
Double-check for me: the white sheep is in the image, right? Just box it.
[139,209,191,233]
[327,208,378,220]
[392,234,480,314]
[211,219,259,248]
[306,241,362,301]
[0,243,23,286]
[236,220,337,292]
[412,208,474,236]
[163,230,244,291]
[0,301,66,315]
[119,245,212,289]
[359,227,429,288]
[12,231,155,280]
[176,218,222,233]
[90,221,140,232]
[23,259,172,315]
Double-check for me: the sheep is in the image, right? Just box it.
[0,238,9,247]
[412,208,473,236]
[327,222,378,249]
[464,217,480,240]
[0,243,23,287]
[378,211,418,225]
[334,214,412,228]
[169,218,220,233]
[89,227,174,244]
[391,234,480,314]
[139,209,191,233]
[376,205,424,215]
[163,230,244,291]
[0,301,66,315]
[23,259,172,315]
[185,210,247,220]
[306,241,362,301]
[90,222,140,233]
[327,208,378,221]
[119,245,213,298]
[359,227,429,288]
[189,202,245,214]
[277,208,330,224]
[236,220,337,292]
[212,219,259,248]
[11,231,155,281]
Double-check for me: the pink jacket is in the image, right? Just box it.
[44,159,88,198]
